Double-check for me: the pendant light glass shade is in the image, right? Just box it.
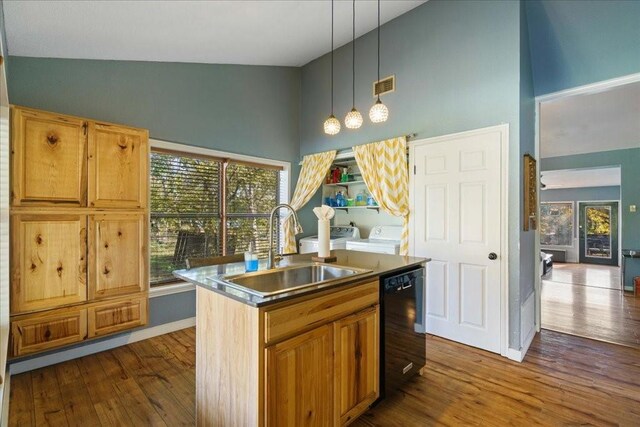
[324,0,340,135]
[369,99,389,123]
[345,108,363,129]
[344,0,362,130]
[370,0,389,123]
[324,114,341,135]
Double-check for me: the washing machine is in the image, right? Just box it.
[346,225,402,254]
[298,226,361,254]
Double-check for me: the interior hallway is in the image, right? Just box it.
[542,262,640,348]
[8,328,640,426]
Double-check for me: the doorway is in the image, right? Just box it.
[535,75,640,349]
[578,201,619,266]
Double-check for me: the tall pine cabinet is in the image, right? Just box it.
[9,106,149,357]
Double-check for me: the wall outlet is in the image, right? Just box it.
[631,205,637,213]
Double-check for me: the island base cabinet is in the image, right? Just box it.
[334,305,380,426]
[266,324,334,427]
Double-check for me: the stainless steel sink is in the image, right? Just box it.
[210,264,371,297]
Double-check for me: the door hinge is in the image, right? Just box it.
[413,165,416,175]
[83,122,88,136]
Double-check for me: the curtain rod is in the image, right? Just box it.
[300,133,417,164]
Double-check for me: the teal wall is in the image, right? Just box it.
[519,1,536,313]
[5,57,302,351]
[541,149,640,250]
[7,57,300,163]
[526,0,640,95]
[299,0,530,349]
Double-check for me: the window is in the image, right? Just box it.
[540,202,574,247]
[149,144,288,286]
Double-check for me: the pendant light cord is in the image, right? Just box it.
[377,0,381,102]
[331,0,334,115]
[352,0,356,108]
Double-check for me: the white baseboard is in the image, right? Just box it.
[9,317,196,375]
[506,292,536,363]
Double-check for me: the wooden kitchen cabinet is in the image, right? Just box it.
[266,324,334,427]
[88,213,147,299]
[334,305,380,426]
[196,278,380,427]
[11,107,87,206]
[11,307,87,357]
[11,214,87,313]
[87,295,148,338]
[88,122,148,208]
[9,106,149,358]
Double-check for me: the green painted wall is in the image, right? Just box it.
[541,148,640,250]
[526,0,640,95]
[6,57,302,349]
[299,0,532,349]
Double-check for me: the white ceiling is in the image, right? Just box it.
[2,0,426,67]
[540,81,640,158]
[541,167,621,190]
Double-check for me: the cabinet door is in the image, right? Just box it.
[11,308,87,357]
[11,107,87,206]
[88,295,148,338]
[88,214,147,299]
[87,122,148,208]
[334,305,380,426]
[11,215,87,313]
[266,324,333,427]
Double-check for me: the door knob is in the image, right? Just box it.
[488,252,498,260]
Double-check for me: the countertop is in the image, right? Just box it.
[173,249,429,307]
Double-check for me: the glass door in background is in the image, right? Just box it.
[579,202,619,266]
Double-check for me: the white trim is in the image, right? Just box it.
[534,73,640,334]
[149,281,196,298]
[408,123,510,358]
[536,72,640,103]
[9,317,196,375]
[150,138,291,170]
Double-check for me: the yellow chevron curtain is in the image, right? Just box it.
[353,136,410,255]
[283,150,337,253]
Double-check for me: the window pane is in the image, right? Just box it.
[150,152,222,284]
[226,163,281,255]
[540,202,573,247]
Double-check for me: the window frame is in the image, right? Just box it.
[540,201,575,248]
[148,139,290,293]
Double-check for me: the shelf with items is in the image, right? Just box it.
[323,180,365,187]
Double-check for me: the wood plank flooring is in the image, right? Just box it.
[9,327,640,426]
[542,263,621,290]
[542,263,640,349]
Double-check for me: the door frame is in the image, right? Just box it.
[578,200,620,266]
[408,123,510,358]
[533,72,640,333]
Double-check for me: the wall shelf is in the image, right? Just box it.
[334,206,380,213]
[324,180,365,187]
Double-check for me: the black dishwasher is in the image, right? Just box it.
[380,265,426,398]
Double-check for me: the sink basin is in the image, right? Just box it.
[211,264,371,297]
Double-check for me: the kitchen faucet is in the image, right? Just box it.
[268,203,303,269]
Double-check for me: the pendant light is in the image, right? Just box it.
[369,0,389,123]
[344,0,363,129]
[324,0,341,135]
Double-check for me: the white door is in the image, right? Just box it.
[411,126,506,353]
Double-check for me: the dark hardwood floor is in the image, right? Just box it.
[9,328,640,426]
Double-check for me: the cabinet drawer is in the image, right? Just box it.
[88,296,148,338]
[11,308,87,357]
[264,280,378,345]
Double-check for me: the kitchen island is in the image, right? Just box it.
[174,249,427,427]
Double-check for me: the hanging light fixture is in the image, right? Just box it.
[369,0,389,123]
[344,0,363,129]
[324,0,341,135]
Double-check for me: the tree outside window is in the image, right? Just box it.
[540,202,573,247]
